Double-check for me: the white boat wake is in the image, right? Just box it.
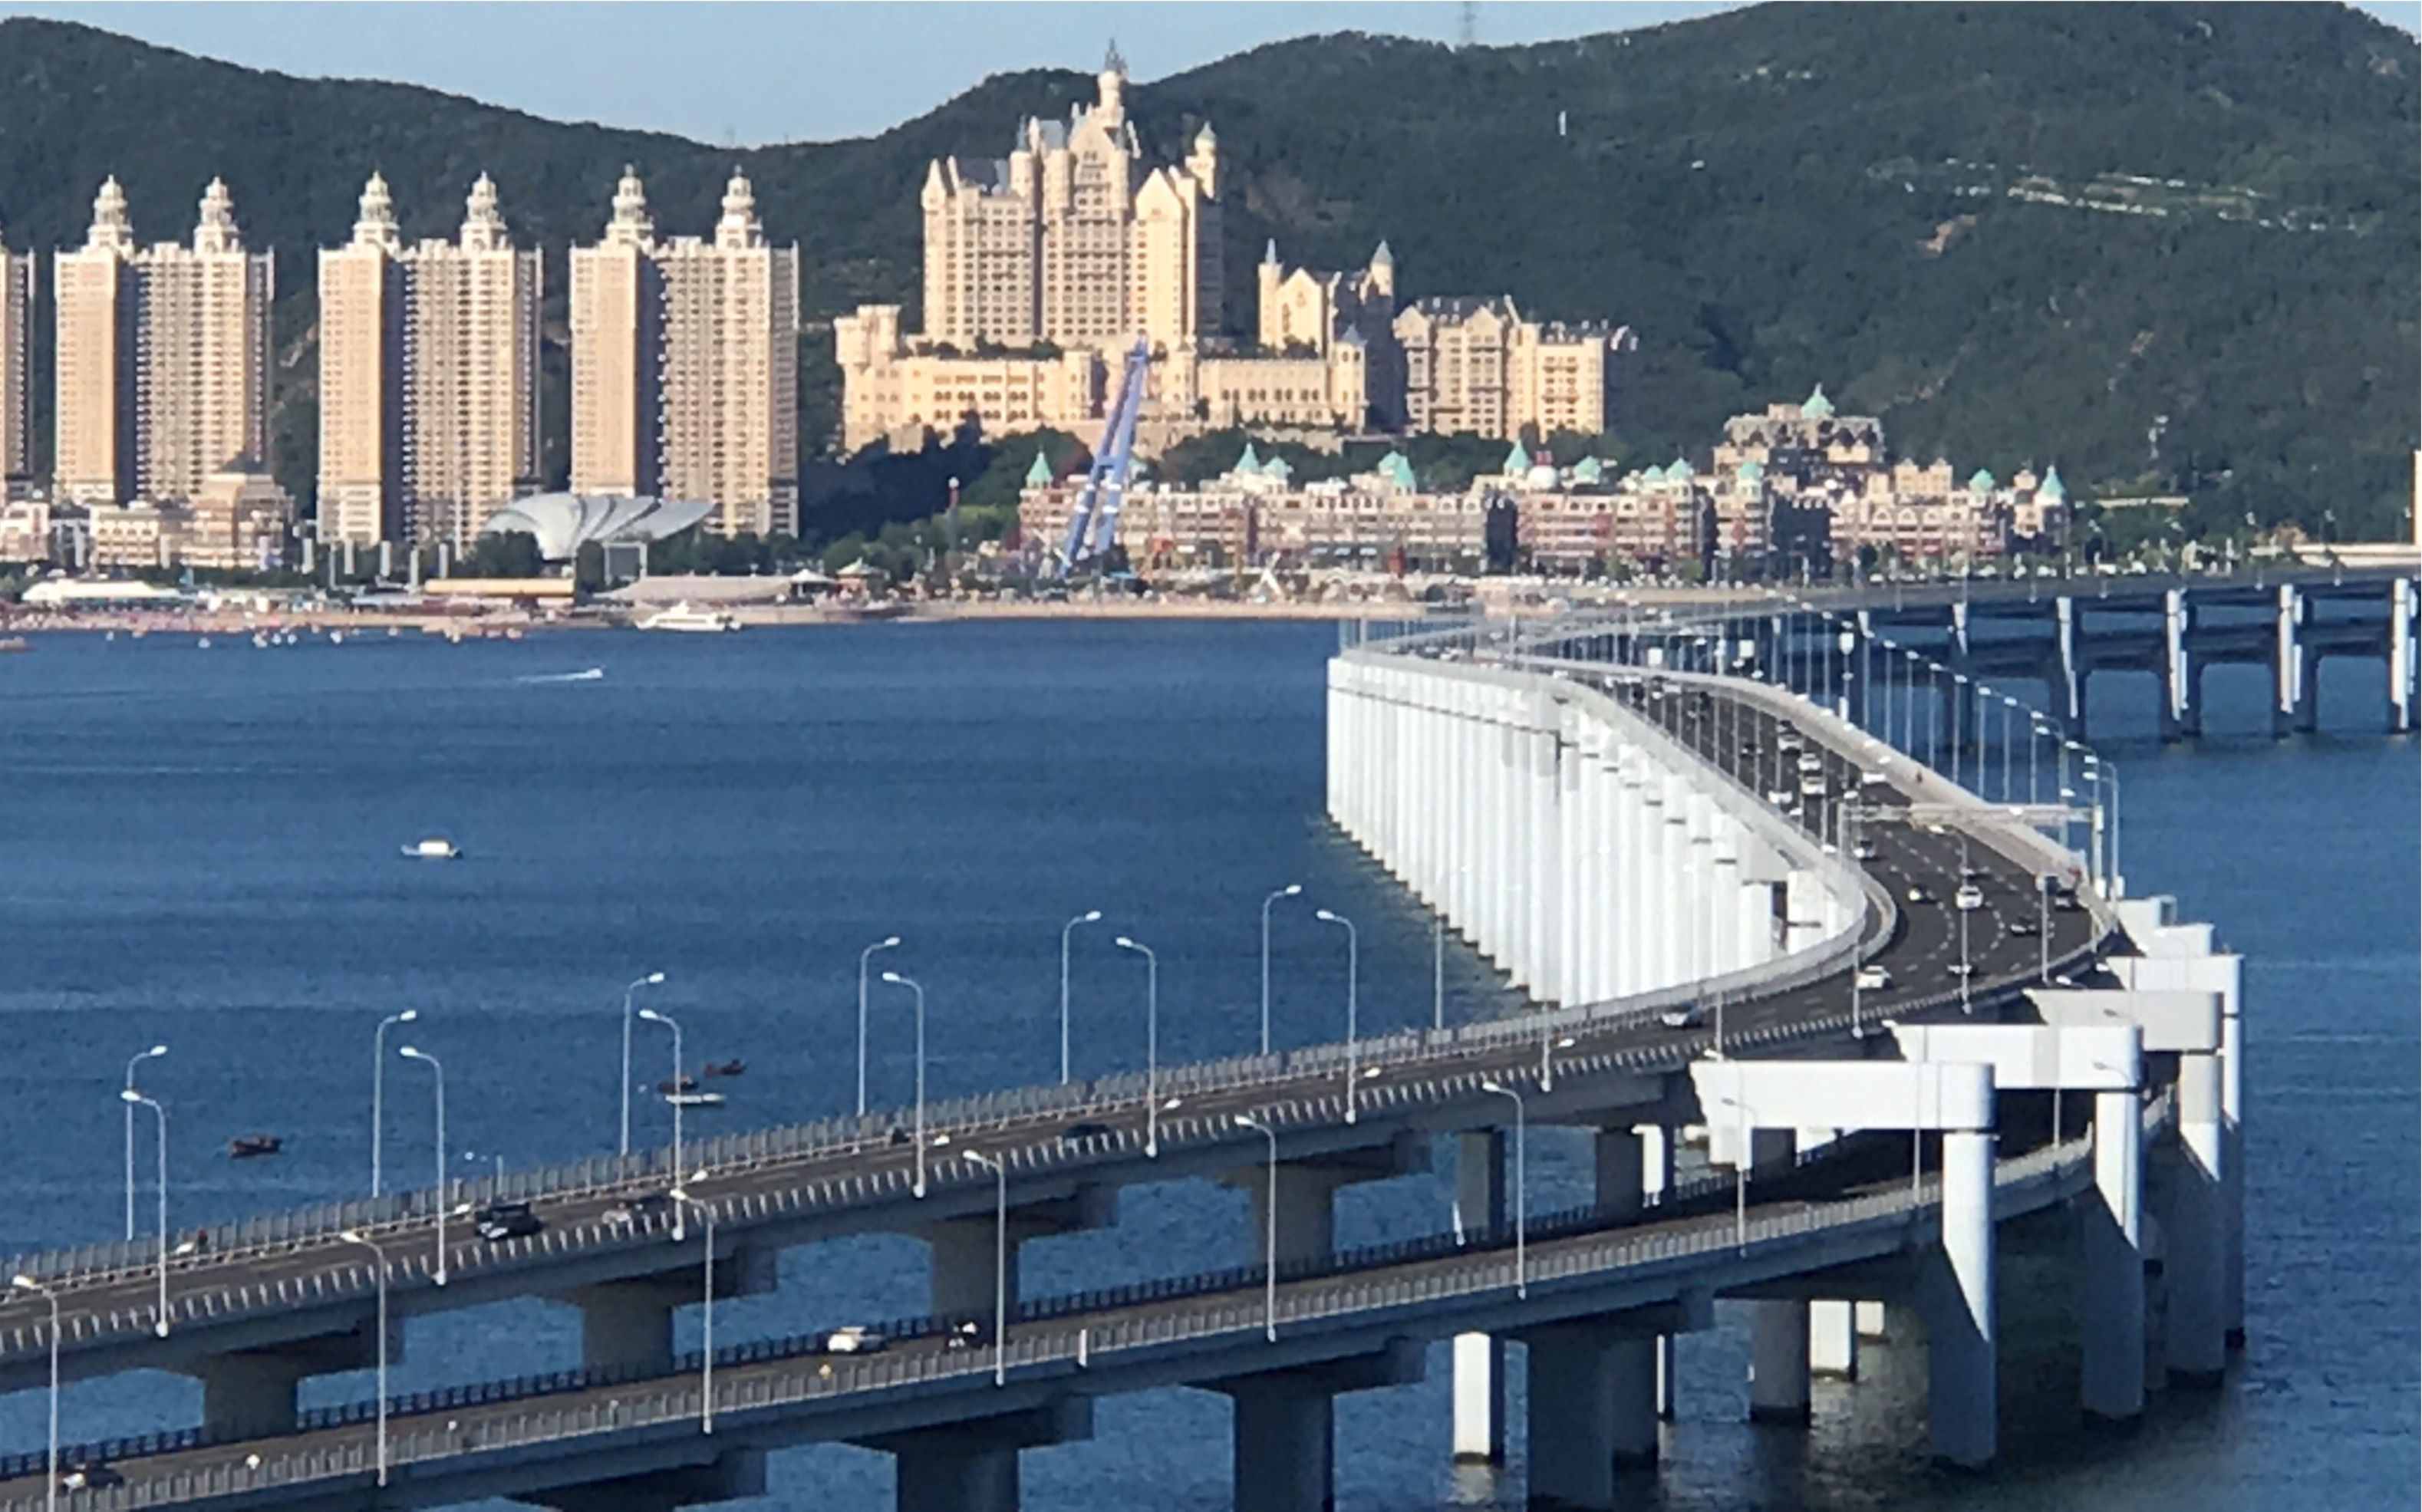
[516,668,605,684]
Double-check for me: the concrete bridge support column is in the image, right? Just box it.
[1524,1319,1662,1507]
[567,1280,684,1377]
[2055,596,2087,737]
[2391,577,2416,734]
[866,1401,1092,1512]
[1452,1130,1508,1464]
[1747,1129,1811,1425]
[1855,1301,1888,1340]
[1809,1300,1858,1380]
[1923,1127,1997,1467]
[1218,1346,1423,1512]
[2272,585,2307,739]
[2160,1052,2228,1386]
[524,1451,769,1512]
[2081,1088,2146,1421]
[2160,588,2197,742]
[187,1343,354,1438]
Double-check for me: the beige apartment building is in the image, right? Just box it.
[318,173,542,548]
[570,168,800,539]
[0,224,28,500]
[54,178,272,507]
[1395,296,1632,443]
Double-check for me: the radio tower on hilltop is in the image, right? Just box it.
[1458,1,1478,48]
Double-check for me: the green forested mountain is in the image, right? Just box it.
[0,2,2413,539]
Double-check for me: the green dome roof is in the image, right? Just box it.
[1802,384,1835,420]
[2038,465,2066,502]
[1024,451,1054,486]
[1572,456,1603,483]
[1968,469,1995,492]
[1736,459,1765,482]
[1504,440,1532,474]
[1378,451,1417,490]
[1235,441,1261,474]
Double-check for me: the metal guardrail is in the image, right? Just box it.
[0,1117,2136,1511]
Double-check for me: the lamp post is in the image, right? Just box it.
[1432,912,1446,1033]
[666,1178,717,1431]
[1713,1092,1752,1253]
[1259,884,1302,1057]
[371,1013,414,1198]
[1112,937,1162,1156]
[335,1232,390,1484]
[1059,911,1101,1083]
[856,938,901,1117]
[879,972,928,1196]
[1312,910,1360,1122]
[1236,1114,1281,1341]
[396,1047,447,1286]
[118,1091,169,1332]
[618,971,665,1158]
[965,1151,1009,1385]
[10,1275,58,1512]
[1479,1082,1527,1297]
[637,1009,685,1230]
[124,1044,166,1240]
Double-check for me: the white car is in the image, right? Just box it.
[1859,768,1888,786]
[813,1326,888,1355]
[1797,752,1824,774]
[1800,775,1827,797]
[1659,1003,1706,1029]
[1856,964,1891,990]
[1954,884,1984,911]
[1852,838,1878,861]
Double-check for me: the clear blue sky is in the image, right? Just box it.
[2,2,2415,146]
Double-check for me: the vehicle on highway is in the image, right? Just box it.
[1767,788,1795,806]
[475,1201,543,1242]
[1954,884,1985,911]
[1800,775,1827,798]
[1855,964,1891,990]
[1852,838,1878,861]
[1658,1002,1706,1029]
[1797,752,1824,774]
[1061,1120,1115,1143]
[59,1465,124,1491]
[944,1319,989,1350]
[1948,960,1975,978]
[812,1326,888,1355]
[2007,917,2040,937]
[1905,885,1935,904]
[1777,728,1803,752]
[603,1192,674,1225]
[1860,768,1889,786]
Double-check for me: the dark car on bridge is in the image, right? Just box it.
[475,1201,544,1242]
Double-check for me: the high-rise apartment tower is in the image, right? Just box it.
[0,222,29,499]
[318,173,542,548]
[570,169,799,539]
[53,178,272,506]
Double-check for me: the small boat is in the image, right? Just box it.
[402,837,463,860]
[0,637,28,653]
[229,1134,282,1159]
[666,1090,727,1109]
[700,1058,746,1079]
[196,637,212,649]
[656,1074,700,1095]
[639,603,742,634]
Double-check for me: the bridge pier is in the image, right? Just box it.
[1521,1317,1662,1507]
[1921,1127,1997,1467]
[1452,1131,1508,1464]
[562,1248,776,1378]
[1808,1300,1858,1380]
[184,1331,377,1438]
[1214,1343,1422,1512]
[2160,588,2200,742]
[1747,1130,1811,1424]
[862,1399,1092,1512]
[520,1451,768,1512]
[2055,596,2088,737]
[2154,1051,2227,1387]
[2392,577,2416,733]
[928,1187,1114,1322]
[2272,585,2318,736]
[2081,1088,2146,1421]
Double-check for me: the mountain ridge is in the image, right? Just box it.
[0,3,2413,541]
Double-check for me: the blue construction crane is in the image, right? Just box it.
[1056,338,1152,577]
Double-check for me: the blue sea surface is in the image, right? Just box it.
[0,622,2408,1509]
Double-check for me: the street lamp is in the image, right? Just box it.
[665,1177,717,1432]
[1312,910,1360,1123]
[1060,911,1102,1083]
[124,1044,166,1240]
[857,939,901,1116]
[371,1013,414,1197]
[396,1047,447,1286]
[1479,1082,1528,1297]
[117,1090,169,1332]
[1259,885,1303,1057]
[879,972,928,1197]
[637,1009,686,1228]
[335,1232,390,1484]
[1112,937,1162,1156]
[10,1275,58,1512]
[1712,1092,1753,1253]
[619,972,666,1158]
[1235,1115,1281,1342]
[964,1151,1010,1385]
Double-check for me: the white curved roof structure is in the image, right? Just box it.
[480,494,715,561]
